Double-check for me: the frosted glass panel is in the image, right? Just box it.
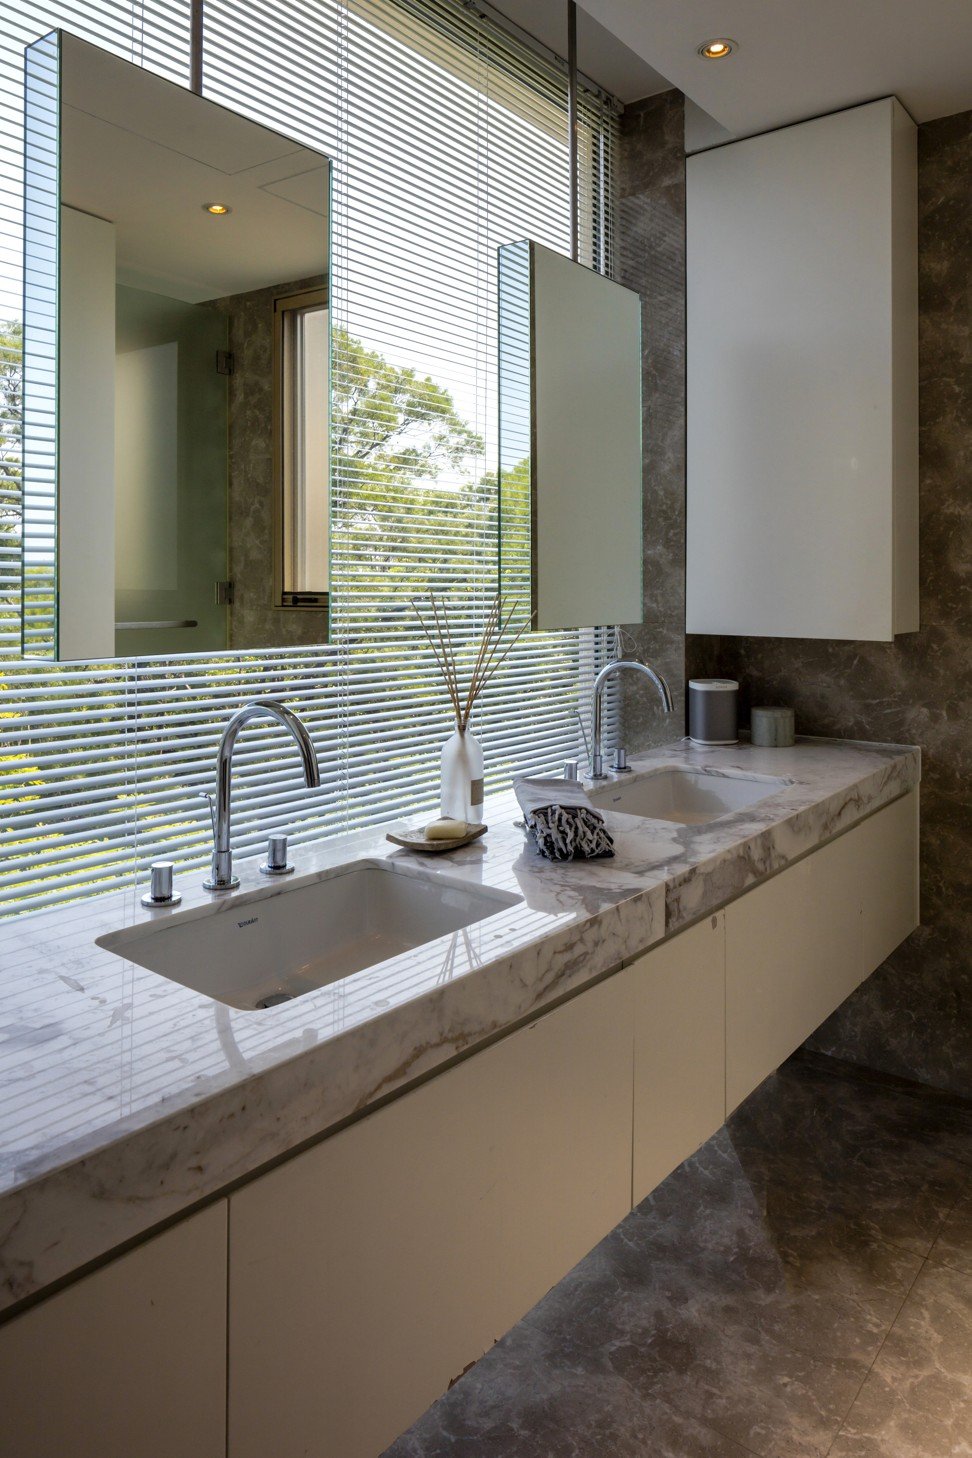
[116,341,179,591]
[113,284,228,658]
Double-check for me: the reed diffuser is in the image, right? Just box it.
[412,594,530,823]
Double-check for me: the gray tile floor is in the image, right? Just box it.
[384,1051,972,1458]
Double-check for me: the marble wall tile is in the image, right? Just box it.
[617,93,687,747]
[679,110,972,1098]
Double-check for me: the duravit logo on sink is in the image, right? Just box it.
[237,916,259,929]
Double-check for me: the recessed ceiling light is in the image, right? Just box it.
[203,202,232,215]
[698,38,736,59]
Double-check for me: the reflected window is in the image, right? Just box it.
[274,288,329,608]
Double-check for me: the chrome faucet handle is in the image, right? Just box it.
[574,710,594,776]
[141,861,181,908]
[563,759,579,782]
[198,790,217,841]
[260,833,294,878]
[199,791,239,893]
[612,746,632,773]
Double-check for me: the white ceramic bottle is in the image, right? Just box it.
[440,728,484,824]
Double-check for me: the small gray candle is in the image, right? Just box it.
[751,706,795,748]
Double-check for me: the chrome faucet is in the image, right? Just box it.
[203,699,321,891]
[590,660,673,779]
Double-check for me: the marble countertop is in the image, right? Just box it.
[0,735,919,1315]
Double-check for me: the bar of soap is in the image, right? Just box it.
[425,817,466,840]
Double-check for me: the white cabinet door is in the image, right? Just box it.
[228,972,633,1458]
[686,97,918,641]
[0,1203,227,1458]
[726,832,863,1112]
[856,790,920,976]
[491,971,635,1323]
[631,913,726,1205]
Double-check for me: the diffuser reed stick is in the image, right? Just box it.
[412,594,532,732]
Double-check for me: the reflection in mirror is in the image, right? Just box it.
[275,288,329,608]
[498,239,643,632]
[21,30,331,660]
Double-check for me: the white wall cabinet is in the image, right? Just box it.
[855,788,920,971]
[227,971,634,1458]
[631,912,726,1204]
[0,1203,227,1458]
[686,98,918,641]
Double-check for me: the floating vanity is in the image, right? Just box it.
[0,737,919,1458]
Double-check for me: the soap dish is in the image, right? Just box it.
[386,823,487,854]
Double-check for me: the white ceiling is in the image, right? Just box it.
[60,34,329,304]
[485,0,669,101]
[494,0,972,141]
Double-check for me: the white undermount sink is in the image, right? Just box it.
[97,861,521,1011]
[589,765,790,826]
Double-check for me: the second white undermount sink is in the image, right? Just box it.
[97,861,521,1011]
[589,765,790,826]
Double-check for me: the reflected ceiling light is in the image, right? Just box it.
[698,38,736,59]
[203,202,232,215]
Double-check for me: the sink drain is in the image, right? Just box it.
[256,991,295,1009]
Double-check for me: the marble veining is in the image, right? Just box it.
[0,737,917,1314]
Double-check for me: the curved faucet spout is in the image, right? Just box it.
[590,659,673,779]
[204,698,321,891]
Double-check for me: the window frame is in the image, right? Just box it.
[272,285,330,612]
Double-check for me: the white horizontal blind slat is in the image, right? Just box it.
[0,0,620,917]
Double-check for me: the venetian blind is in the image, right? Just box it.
[0,0,620,916]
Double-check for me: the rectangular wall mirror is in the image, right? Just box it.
[498,239,643,631]
[21,31,332,661]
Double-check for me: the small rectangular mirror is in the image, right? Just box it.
[498,239,643,631]
[21,31,332,660]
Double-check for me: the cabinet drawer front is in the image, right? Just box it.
[228,973,633,1458]
[726,835,862,1111]
[631,913,726,1205]
[0,1205,227,1458]
[857,790,920,974]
